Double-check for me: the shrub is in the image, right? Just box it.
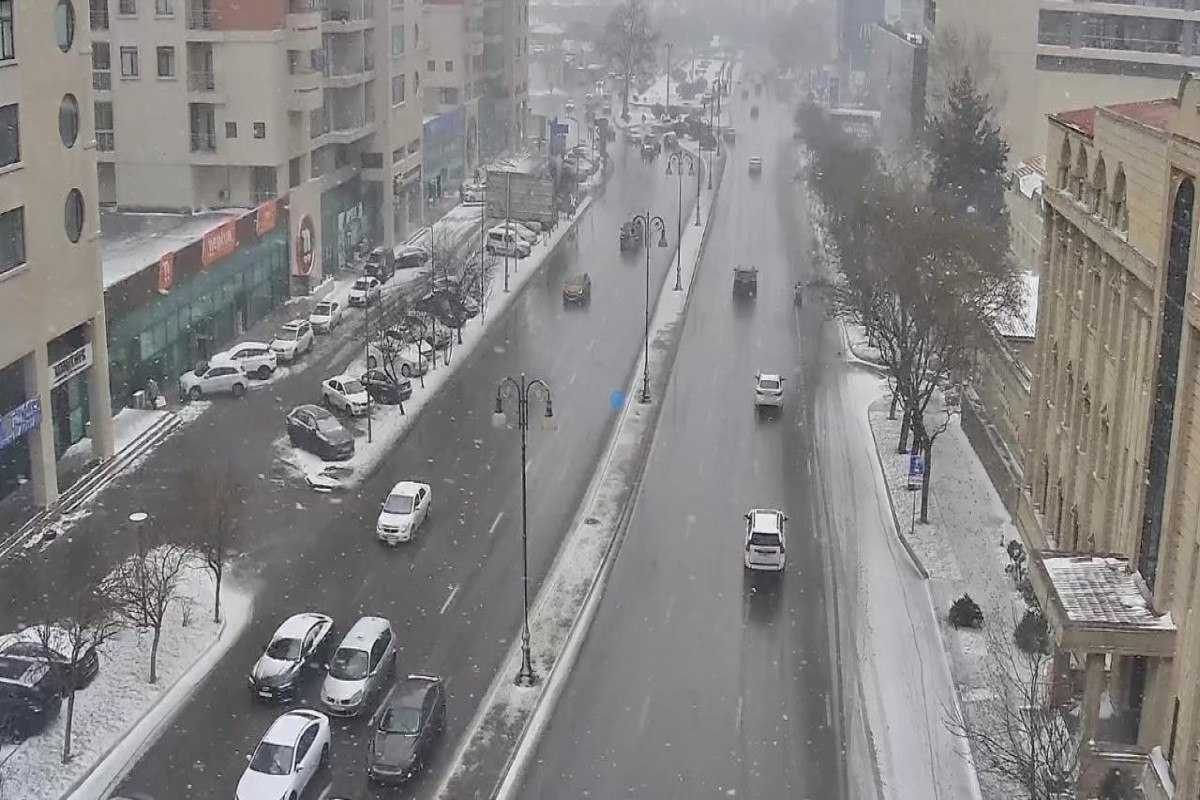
[651,103,665,119]
[949,594,984,629]
[1014,608,1049,654]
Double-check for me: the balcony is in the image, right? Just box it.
[96,131,115,152]
[322,0,374,33]
[326,59,373,87]
[187,70,224,100]
[287,0,322,47]
[90,10,110,31]
[290,67,323,111]
[327,112,373,144]
[186,7,214,31]
[310,108,331,139]
[190,131,218,152]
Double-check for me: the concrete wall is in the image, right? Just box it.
[868,24,926,160]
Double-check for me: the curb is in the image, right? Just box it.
[839,322,888,376]
[864,400,931,580]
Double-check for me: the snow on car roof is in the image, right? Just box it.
[758,373,781,383]
[273,613,329,641]
[281,320,308,330]
[389,480,427,497]
[264,710,321,744]
[749,509,783,533]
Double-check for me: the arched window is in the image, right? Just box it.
[1074,147,1089,200]
[1057,137,1072,189]
[1092,157,1107,216]
[1111,167,1128,234]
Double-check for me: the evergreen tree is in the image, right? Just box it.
[928,69,1011,242]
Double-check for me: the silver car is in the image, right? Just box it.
[319,617,396,717]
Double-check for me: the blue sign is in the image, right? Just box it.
[0,397,41,449]
[907,453,925,490]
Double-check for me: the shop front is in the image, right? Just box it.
[105,200,288,410]
[320,176,375,276]
[0,361,33,502]
[47,325,95,457]
[423,107,467,201]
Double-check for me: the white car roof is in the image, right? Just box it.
[748,509,784,533]
[263,709,325,745]
[338,616,392,650]
[327,374,358,385]
[758,373,782,383]
[388,480,429,497]
[281,319,308,330]
[219,342,270,356]
[273,613,330,641]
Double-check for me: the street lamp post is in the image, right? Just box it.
[492,374,554,688]
[664,152,695,291]
[629,212,668,403]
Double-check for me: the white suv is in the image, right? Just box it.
[213,342,276,380]
[754,372,784,409]
[179,362,248,400]
[271,320,315,363]
[744,509,787,571]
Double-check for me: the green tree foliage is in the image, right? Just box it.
[600,0,659,120]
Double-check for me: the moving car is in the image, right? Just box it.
[750,105,760,119]
[365,246,396,282]
[641,140,660,159]
[733,265,758,298]
[562,273,592,305]
[0,655,61,741]
[376,480,431,545]
[212,342,276,380]
[360,370,413,405]
[309,300,343,334]
[366,674,447,783]
[322,375,370,416]
[620,222,642,252]
[285,404,355,461]
[271,320,315,363]
[723,127,736,144]
[754,372,784,409]
[236,709,331,798]
[179,361,248,400]
[247,612,335,701]
[348,276,382,307]
[744,508,787,571]
[319,617,396,717]
[0,627,99,689]
[749,156,763,175]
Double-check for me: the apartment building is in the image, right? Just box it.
[422,0,484,192]
[0,0,116,509]
[1018,76,1200,797]
[478,0,527,160]
[89,0,425,292]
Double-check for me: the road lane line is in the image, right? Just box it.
[735,695,744,734]
[683,514,695,542]
[489,511,504,535]
[664,594,676,623]
[568,370,577,386]
[440,584,460,615]
[638,694,652,733]
[317,782,333,800]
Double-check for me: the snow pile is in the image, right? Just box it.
[0,555,251,800]
[59,408,168,464]
[842,323,886,369]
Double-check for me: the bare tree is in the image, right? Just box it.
[946,630,1078,799]
[600,0,659,120]
[105,541,193,684]
[185,463,247,623]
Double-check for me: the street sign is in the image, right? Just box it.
[907,453,925,491]
[0,397,41,450]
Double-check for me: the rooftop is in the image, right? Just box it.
[997,272,1039,341]
[100,209,244,289]
[1011,155,1046,201]
[1051,98,1177,139]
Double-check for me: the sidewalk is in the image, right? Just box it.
[867,394,1026,800]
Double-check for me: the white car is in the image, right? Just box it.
[744,508,787,571]
[322,375,370,416]
[485,226,532,258]
[754,372,784,409]
[495,220,539,244]
[309,299,343,334]
[271,320,315,363]
[348,276,382,307]
[212,342,276,380]
[376,480,432,544]
[179,362,248,400]
[366,336,432,377]
[235,709,331,800]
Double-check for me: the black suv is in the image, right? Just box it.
[367,674,446,783]
[0,655,62,742]
[365,246,396,282]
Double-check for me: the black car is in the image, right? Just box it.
[0,655,61,742]
[396,244,429,270]
[247,612,335,702]
[286,404,355,461]
[0,629,99,690]
[365,246,396,282]
[367,674,446,783]
[361,370,413,405]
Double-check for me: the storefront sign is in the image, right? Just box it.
[202,220,238,267]
[256,201,278,236]
[50,344,93,389]
[295,215,316,276]
[0,397,41,450]
[157,252,174,293]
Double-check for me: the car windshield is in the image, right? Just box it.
[384,494,415,514]
[759,379,780,390]
[265,637,302,661]
[277,329,299,341]
[328,647,369,680]
[749,532,782,548]
[380,706,422,735]
[314,302,334,315]
[2,642,49,659]
[315,416,343,434]
[248,742,294,776]
[353,279,371,290]
[341,379,365,394]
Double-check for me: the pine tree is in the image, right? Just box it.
[928,69,1011,242]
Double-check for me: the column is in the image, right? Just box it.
[23,349,58,508]
[1080,652,1107,743]
[87,313,116,460]
[382,175,397,251]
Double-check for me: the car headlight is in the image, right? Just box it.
[350,689,364,704]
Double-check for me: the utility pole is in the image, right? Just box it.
[504,171,512,292]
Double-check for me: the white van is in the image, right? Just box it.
[486,227,531,258]
[743,509,787,571]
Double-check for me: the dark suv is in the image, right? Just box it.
[0,655,62,741]
[367,674,446,783]
[286,404,355,461]
[365,246,396,282]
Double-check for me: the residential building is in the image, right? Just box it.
[0,0,116,509]
[89,0,425,292]
[1019,77,1200,798]
[837,0,885,98]
[423,0,484,194]
[478,0,527,159]
[867,22,927,159]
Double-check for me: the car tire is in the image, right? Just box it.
[257,365,272,380]
[400,364,412,378]
[367,355,378,369]
[188,386,202,401]
[232,383,246,398]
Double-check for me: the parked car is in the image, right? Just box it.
[365,246,396,282]
[754,372,784,409]
[376,480,432,545]
[247,612,335,701]
[236,710,331,798]
[0,655,61,741]
[461,182,485,206]
[348,276,382,307]
[366,334,432,377]
[271,320,315,363]
[319,617,396,717]
[366,674,447,783]
[424,326,453,351]
[322,375,370,416]
[285,404,355,461]
[562,273,592,306]
[744,508,787,571]
[485,227,531,258]
[460,295,481,319]
[212,342,276,380]
[0,627,99,689]
[395,245,429,270]
[179,361,248,400]
[360,370,413,405]
[309,300,343,334]
[493,221,539,244]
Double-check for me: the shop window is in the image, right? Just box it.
[59,94,80,148]
[0,103,18,168]
[0,206,25,275]
[64,188,85,243]
[55,0,76,52]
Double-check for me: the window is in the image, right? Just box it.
[118,0,134,14]
[445,59,452,72]
[154,0,171,14]
[391,74,405,105]
[289,156,301,188]
[64,189,85,243]
[0,207,25,275]
[414,22,418,42]
[55,0,76,52]
[0,0,13,61]
[92,41,111,89]
[253,122,266,138]
[225,121,237,138]
[119,45,139,77]
[414,71,420,93]
[59,95,80,147]
[391,24,404,58]
[94,101,114,151]
[155,45,174,77]
[437,87,458,105]
[427,59,435,71]
[0,104,17,168]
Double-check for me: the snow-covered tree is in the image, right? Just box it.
[600,0,659,121]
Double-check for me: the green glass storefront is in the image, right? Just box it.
[106,227,289,409]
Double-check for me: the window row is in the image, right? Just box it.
[93,43,178,78]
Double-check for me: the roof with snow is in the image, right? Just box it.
[1011,155,1045,200]
[100,209,244,289]
[1051,98,1176,139]
[997,272,1039,341]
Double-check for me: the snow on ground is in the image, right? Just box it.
[59,408,168,465]
[843,323,885,368]
[634,56,729,111]
[0,554,251,799]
